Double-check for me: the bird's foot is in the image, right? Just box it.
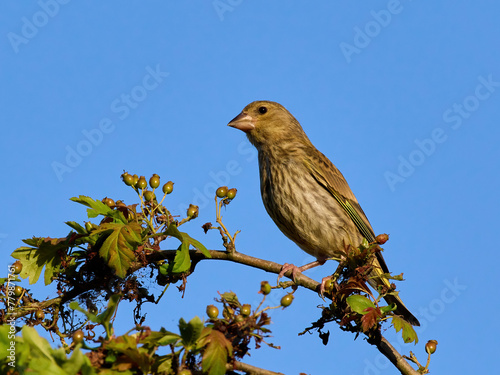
[319,275,335,298]
[278,263,302,283]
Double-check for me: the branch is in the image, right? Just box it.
[150,249,321,293]
[152,248,420,375]
[229,360,285,375]
[8,247,419,374]
[367,329,420,375]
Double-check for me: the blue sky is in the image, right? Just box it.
[1,1,499,373]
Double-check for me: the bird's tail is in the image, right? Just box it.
[368,258,420,326]
[382,293,420,327]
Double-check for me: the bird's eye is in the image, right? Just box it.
[258,106,268,114]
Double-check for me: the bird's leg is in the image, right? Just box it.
[319,261,344,296]
[278,259,326,283]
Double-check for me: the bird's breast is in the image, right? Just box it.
[258,155,362,260]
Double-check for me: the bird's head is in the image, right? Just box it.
[228,101,309,149]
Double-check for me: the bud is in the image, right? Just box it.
[376,233,389,244]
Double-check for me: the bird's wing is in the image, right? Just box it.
[303,156,390,274]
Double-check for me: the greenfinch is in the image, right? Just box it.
[228,100,419,326]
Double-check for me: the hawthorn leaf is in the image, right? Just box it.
[346,295,375,315]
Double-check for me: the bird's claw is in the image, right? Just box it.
[278,263,302,283]
[319,275,335,299]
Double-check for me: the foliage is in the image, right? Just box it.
[0,173,432,374]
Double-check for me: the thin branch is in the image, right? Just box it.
[367,330,419,375]
[229,360,285,375]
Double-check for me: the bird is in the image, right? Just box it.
[228,100,420,326]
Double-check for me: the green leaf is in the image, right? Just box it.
[70,295,121,338]
[392,315,419,344]
[12,236,69,285]
[65,221,87,235]
[18,326,95,375]
[165,222,211,258]
[346,295,375,315]
[179,316,204,348]
[69,301,99,323]
[181,233,211,258]
[171,242,191,273]
[380,304,397,314]
[93,222,142,278]
[201,329,232,375]
[70,195,127,223]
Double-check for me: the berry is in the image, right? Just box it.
[12,261,22,275]
[143,190,155,202]
[323,278,334,294]
[260,281,271,295]
[206,305,219,319]
[187,204,199,219]
[178,370,192,375]
[116,200,126,207]
[235,314,244,323]
[227,188,237,199]
[241,304,251,317]
[425,340,438,355]
[136,176,148,190]
[35,310,45,320]
[216,186,228,198]
[376,233,389,244]
[149,174,160,189]
[280,293,294,307]
[14,286,23,297]
[132,174,139,186]
[121,172,134,186]
[162,181,174,195]
[102,197,115,207]
[73,330,84,344]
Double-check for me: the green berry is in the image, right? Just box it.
[323,278,334,294]
[136,176,148,189]
[178,370,192,375]
[206,305,219,319]
[121,172,134,186]
[14,286,23,297]
[143,190,155,202]
[227,188,237,199]
[35,310,45,320]
[235,314,244,323]
[73,330,84,344]
[241,304,251,317]
[187,204,199,219]
[216,186,228,198]
[260,281,271,295]
[280,294,294,308]
[132,174,139,186]
[162,181,174,194]
[12,261,22,275]
[149,174,160,189]
[425,340,438,354]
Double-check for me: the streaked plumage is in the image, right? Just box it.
[228,100,419,326]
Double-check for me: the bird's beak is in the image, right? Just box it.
[228,112,255,133]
